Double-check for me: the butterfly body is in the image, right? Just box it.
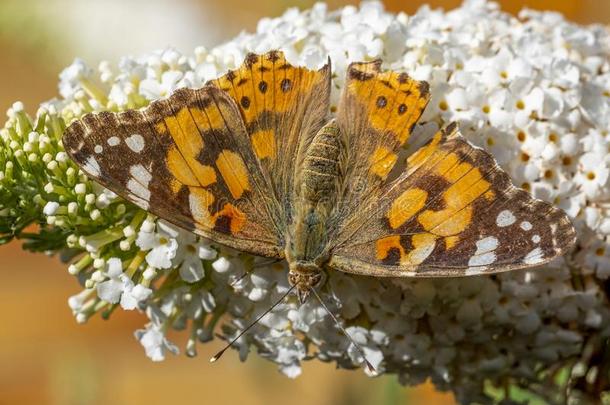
[287,120,344,301]
[63,50,576,301]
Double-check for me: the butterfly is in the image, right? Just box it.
[63,50,576,306]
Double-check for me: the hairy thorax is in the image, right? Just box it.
[285,120,343,302]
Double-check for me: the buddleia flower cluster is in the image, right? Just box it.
[2,0,610,403]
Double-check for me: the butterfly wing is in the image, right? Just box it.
[63,86,284,258]
[333,60,430,219]
[209,51,331,225]
[328,124,576,276]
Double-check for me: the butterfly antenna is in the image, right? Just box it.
[230,259,281,288]
[210,284,296,363]
[229,272,249,288]
[309,287,376,373]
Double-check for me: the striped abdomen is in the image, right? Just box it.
[286,120,343,266]
[300,121,342,204]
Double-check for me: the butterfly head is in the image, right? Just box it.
[288,263,323,304]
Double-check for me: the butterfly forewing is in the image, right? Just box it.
[210,51,331,225]
[329,124,576,277]
[63,86,284,258]
[333,60,430,221]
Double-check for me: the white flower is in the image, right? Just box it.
[173,230,217,283]
[96,257,125,303]
[575,151,609,199]
[59,58,94,99]
[139,70,184,100]
[96,258,153,310]
[135,324,179,361]
[136,220,179,269]
[120,283,154,310]
[43,201,60,215]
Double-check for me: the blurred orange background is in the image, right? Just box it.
[1,1,608,404]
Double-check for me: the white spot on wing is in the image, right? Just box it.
[107,136,120,146]
[83,156,101,176]
[468,252,496,266]
[468,236,499,267]
[127,179,151,202]
[129,164,152,184]
[520,221,532,231]
[532,234,541,244]
[127,164,152,205]
[476,236,499,253]
[188,192,209,223]
[411,241,436,265]
[128,194,150,210]
[523,247,544,265]
[94,145,103,154]
[125,134,145,153]
[496,210,516,227]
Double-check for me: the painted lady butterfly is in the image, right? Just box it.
[63,50,576,309]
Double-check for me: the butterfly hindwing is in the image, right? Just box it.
[329,124,576,277]
[210,51,331,224]
[63,86,284,258]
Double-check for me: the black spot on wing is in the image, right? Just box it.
[281,78,292,92]
[380,79,393,89]
[225,70,236,82]
[397,73,409,84]
[245,53,258,67]
[258,81,268,93]
[376,96,388,108]
[381,247,401,266]
[213,214,232,234]
[418,81,430,98]
[266,50,281,62]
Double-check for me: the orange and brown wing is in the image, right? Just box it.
[334,60,430,215]
[63,86,283,258]
[329,124,576,277]
[209,51,331,224]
